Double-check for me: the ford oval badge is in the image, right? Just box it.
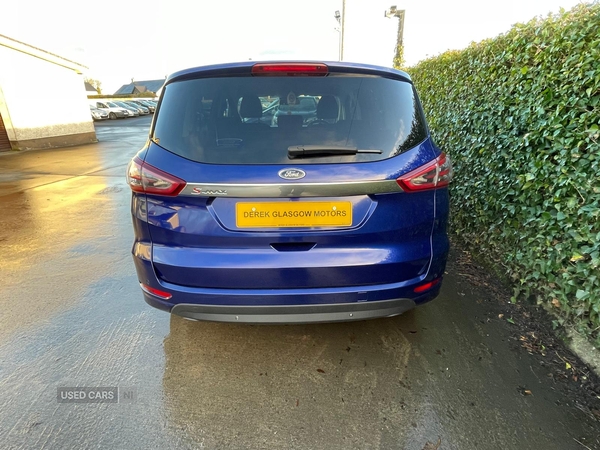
[278,168,306,180]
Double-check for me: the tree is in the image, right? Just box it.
[393,43,405,71]
[84,77,102,94]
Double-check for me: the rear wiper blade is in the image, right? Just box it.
[288,145,382,159]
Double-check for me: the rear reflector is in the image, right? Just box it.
[397,153,453,192]
[252,63,328,76]
[414,277,442,293]
[140,283,172,300]
[127,157,186,196]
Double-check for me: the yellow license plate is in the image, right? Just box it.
[236,201,352,228]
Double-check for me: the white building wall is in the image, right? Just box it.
[0,44,96,149]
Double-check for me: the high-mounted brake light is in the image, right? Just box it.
[251,63,328,76]
[127,157,186,196]
[397,153,453,192]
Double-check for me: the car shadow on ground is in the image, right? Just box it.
[162,311,434,449]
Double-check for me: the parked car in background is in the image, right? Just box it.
[145,99,158,107]
[90,106,109,121]
[130,100,156,113]
[127,61,452,324]
[113,101,140,117]
[124,101,150,115]
[142,100,158,111]
[105,101,135,118]
[271,95,318,126]
[94,101,131,119]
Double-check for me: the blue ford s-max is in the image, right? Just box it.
[128,61,451,323]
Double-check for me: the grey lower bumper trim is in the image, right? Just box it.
[171,298,416,324]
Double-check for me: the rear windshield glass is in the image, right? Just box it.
[152,75,427,164]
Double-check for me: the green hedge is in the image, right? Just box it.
[410,3,600,345]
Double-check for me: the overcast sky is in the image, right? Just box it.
[2,0,587,93]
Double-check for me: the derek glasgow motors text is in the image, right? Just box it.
[243,209,347,219]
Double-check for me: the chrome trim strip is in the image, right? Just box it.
[171,298,416,324]
[179,180,403,197]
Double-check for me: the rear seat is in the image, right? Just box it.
[277,115,304,132]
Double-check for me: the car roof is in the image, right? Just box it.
[166,61,412,86]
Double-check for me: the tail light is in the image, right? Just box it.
[140,283,172,300]
[252,63,328,76]
[127,157,186,196]
[397,153,453,192]
[414,277,442,293]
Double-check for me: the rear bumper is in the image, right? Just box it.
[133,243,445,323]
[168,298,416,324]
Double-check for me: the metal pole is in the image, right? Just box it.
[341,0,346,61]
[338,28,342,61]
[385,6,406,68]
[335,11,342,61]
[397,10,405,49]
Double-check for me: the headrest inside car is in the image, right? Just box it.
[239,96,263,119]
[317,96,338,120]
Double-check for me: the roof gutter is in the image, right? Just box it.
[0,34,88,74]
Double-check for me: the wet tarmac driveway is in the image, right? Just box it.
[0,116,598,449]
